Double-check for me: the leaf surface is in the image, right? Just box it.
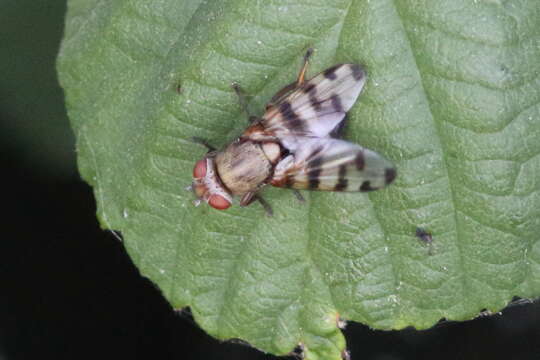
[57,1,540,358]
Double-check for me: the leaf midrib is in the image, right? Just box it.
[393,0,467,316]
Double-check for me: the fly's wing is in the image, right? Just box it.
[271,138,396,192]
[261,64,366,142]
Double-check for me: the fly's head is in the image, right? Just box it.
[192,157,233,210]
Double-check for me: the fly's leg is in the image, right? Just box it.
[232,83,259,124]
[191,136,216,153]
[296,48,313,87]
[292,190,305,203]
[236,48,314,116]
[240,191,273,216]
[266,48,313,108]
[255,195,273,216]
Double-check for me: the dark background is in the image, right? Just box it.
[1,1,539,359]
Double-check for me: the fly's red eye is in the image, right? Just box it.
[208,194,231,210]
[193,159,207,179]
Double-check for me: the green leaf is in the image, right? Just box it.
[57,1,540,359]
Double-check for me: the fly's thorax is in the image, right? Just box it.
[214,140,278,195]
[192,157,232,210]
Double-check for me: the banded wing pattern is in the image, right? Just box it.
[191,49,396,214]
[271,138,396,192]
[261,64,366,145]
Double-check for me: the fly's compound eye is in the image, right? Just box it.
[193,159,207,179]
[208,194,231,210]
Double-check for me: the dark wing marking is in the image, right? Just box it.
[270,138,396,192]
[261,64,366,146]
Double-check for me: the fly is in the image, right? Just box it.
[191,49,396,215]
